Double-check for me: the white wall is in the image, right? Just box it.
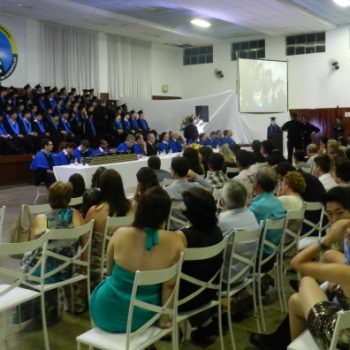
[177,26,350,109]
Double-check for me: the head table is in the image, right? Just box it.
[53,153,178,194]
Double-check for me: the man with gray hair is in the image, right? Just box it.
[306,143,318,175]
[218,180,259,234]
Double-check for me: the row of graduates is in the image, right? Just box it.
[0,83,152,155]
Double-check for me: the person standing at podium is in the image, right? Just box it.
[267,117,281,138]
[267,117,282,153]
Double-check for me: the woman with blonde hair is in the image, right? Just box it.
[220,144,236,169]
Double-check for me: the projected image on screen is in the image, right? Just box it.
[239,58,288,113]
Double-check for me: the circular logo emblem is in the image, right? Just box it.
[0,24,18,81]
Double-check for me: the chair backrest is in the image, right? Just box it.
[0,205,5,242]
[178,236,229,307]
[226,167,239,176]
[69,196,83,206]
[166,200,188,230]
[160,178,174,187]
[301,201,326,240]
[100,215,134,278]
[330,309,350,350]
[280,208,305,258]
[226,226,262,287]
[0,234,47,297]
[25,220,95,292]
[24,203,51,215]
[257,217,286,273]
[125,252,184,349]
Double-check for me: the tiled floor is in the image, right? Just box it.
[0,185,290,349]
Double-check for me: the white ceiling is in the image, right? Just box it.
[0,0,349,46]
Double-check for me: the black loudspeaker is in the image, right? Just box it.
[195,105,209,122]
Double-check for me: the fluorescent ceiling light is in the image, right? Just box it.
[190,18,211,28]
[333,0,350,7]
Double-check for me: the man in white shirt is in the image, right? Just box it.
[314,154,337,191]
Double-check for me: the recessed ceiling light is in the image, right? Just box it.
[190,18,211,28]
[333,0,350,7]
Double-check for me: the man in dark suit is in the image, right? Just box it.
[281,112,303,162]
[146,132,157,156]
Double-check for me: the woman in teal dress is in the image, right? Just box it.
[90,186,186,332]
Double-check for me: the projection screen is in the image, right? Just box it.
[238,58,288,113]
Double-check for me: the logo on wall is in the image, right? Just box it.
[0,24,18,81]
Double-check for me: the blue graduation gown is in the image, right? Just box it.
[169,138,183,153]
[30,150,52,170]
[157,142,169,154]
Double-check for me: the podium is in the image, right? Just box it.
[268,131,283,153]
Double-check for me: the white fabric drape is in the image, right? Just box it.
[40,21,99,92]
[107,34,151,100]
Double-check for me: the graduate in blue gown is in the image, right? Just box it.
[73,139,92,161]
[54,143,75,166]
[117,134,135,154]
[30,139,56,187]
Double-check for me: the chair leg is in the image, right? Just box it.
[226,294,236,350]
[218,303,225,350]
[257,276,266,332]
[3,311,7,344]
[40,293,50,350]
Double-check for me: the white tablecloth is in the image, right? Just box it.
[53,153,177,191]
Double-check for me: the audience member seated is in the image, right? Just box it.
[249,166,286,272]
[30,138,56,188]
[19,181,85,325]
[147,155,171,182]
[220,144,237,170]
[260,140,274,159]
[218,180,259,286]
[293,149,311,173]
[73,139,92,161]
[68,173,86,198]
[81,166,106,218]
[90,186,186,333]
[84,169,132,289]
[54,142,75,165]
[335,159,350,187]
[199,145,214,176]
[266,150,286,167]
[165,157,213,230]
[93,139,109,156]
[251,140,267,164]
[314,154,337,191]
[183,147,205,176]
[178,187,223,346]
[306,143,318,175]
[206,153,228,190]
[117,133,135,153]
[277,171,306,211]
[133,133,147,155]
[133,167,160,204]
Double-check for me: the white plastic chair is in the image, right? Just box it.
[278,208,305,312]
[226,167,239,177]
[100,215,134,279]
[0,206,5,242]
[23,220,94,350]
[76,253,184,350]
[177,236,229,350]
[166,200,188,230]
[24,202,51,215]
[0,234,47,348]
[255,217,286,331]
[288,309,350,350]
[298,202,328,251]
[222,227,262,349]
[69,196,83,206]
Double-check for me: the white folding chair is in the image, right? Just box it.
[76,253,184,350]
[34,182,48,204]
[222,227,262,349]
[288,309,350,350]
[100,215,134,279]
[0,206,5,242]
[166,200,188,231]
[69,196,83,206]
[226,167,239,177]
[177,236,229,350]
[23,220,94,350]
[278,208,305,312]
[0,234,47,348]
[255,217,286,331]
[24,202,51,215]
[298,202,328,251]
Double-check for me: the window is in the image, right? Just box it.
[231,39,265,61]
[286,32,325,56]
[183,45,213,65]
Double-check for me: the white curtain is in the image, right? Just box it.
[40,21,99,92]
[107,34,151,100]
